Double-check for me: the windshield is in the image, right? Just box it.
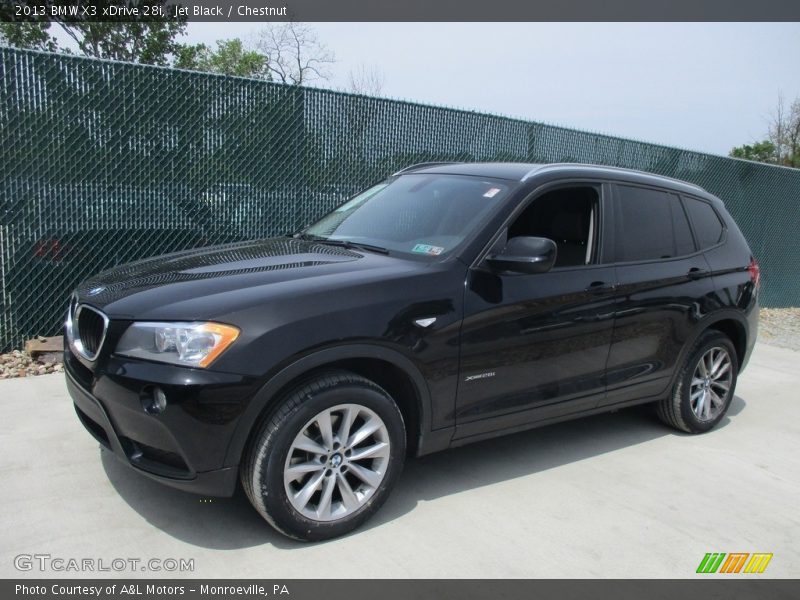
[301,174,512,258]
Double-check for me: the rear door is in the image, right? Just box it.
[601,183,715,407]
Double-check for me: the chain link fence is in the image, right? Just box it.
[1,47,799,351]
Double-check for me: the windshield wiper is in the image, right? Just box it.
[293,233,389,255]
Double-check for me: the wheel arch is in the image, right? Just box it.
[706,317,747,368]
[223,344,434,468]
[669,310,750,391]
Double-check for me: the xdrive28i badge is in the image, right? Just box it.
[464,371,496,382]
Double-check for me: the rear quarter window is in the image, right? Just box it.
[684,197,725,249]
[614,185,696,262]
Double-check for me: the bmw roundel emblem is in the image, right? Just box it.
[87,286,106,297]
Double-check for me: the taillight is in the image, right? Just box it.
[747,257,760,290]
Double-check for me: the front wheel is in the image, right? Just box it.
[241,371,406,541]
[657,330,739,433]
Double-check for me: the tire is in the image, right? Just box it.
[657,330,739,434]
[241,370,406,541]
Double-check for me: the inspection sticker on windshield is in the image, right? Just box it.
[412,244,444,256]
[483,187,502,198]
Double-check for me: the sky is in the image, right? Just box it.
[56,22,800,156]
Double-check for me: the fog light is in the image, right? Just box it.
[142,386,168,415]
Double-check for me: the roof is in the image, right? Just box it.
[394,162,707,195]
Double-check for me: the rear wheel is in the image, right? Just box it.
[657,330,739,433]
[241,370,406,541]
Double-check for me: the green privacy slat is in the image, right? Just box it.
[1,47,798,350]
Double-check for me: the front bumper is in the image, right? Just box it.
[65,347,258,497]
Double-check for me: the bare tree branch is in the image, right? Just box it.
[348,64,385,96]
[768,93,788,162]
[788,98,800,167]
[253,23,335,86]
[56,23,82,49]
[766,93,800,167]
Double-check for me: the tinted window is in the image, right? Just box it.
[509,186,598,268]
[615,185,696,262]
[684,197,724,249]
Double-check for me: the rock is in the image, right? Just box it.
[36,352,63,365]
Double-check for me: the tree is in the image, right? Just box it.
[0,21,185,66]
[2,19,337,86]
[0,23,59,53]
[729,140,778,164]
[0,3,187,66]
[730,94,800,168]
[347,64,385,96]
[175,39,270,79]
[59,21,186,66]
[252,23,334,85]
[768,95,800,168]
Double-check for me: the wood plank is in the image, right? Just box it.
[25,336,64,356]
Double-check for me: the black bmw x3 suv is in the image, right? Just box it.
[65,162,759,540]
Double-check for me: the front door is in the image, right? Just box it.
[454,183,617,440]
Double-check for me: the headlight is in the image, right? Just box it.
[116,322,240,368]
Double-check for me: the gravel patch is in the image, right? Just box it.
[0,350,64,379]
[759,308,800,352]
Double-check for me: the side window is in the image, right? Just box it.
[684,197,724,249]
[614,185,695,262]
[507,186,599,268]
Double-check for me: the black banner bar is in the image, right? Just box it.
[4,580,800,600]
[2,0,800,22]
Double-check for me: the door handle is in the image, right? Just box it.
[687,267,710,280]
[585,281,617,294]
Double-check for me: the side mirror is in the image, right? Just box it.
[486,236,557,275]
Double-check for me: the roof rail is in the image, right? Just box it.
[392,162,461,176]
[525,163,706,192]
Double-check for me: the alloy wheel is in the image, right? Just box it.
[690,346,733,421]
[283,403,391,522]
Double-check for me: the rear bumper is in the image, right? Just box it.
[65,354,253,497]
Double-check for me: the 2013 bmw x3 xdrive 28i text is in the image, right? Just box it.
[65,163,759,540]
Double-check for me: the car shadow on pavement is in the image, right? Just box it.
[102,395,746,550]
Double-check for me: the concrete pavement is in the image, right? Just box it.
[1,342,798,578]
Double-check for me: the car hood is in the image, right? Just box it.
[75,237,424,321]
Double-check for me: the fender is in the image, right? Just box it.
[666,308,752,391]
[222,343,440,468]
